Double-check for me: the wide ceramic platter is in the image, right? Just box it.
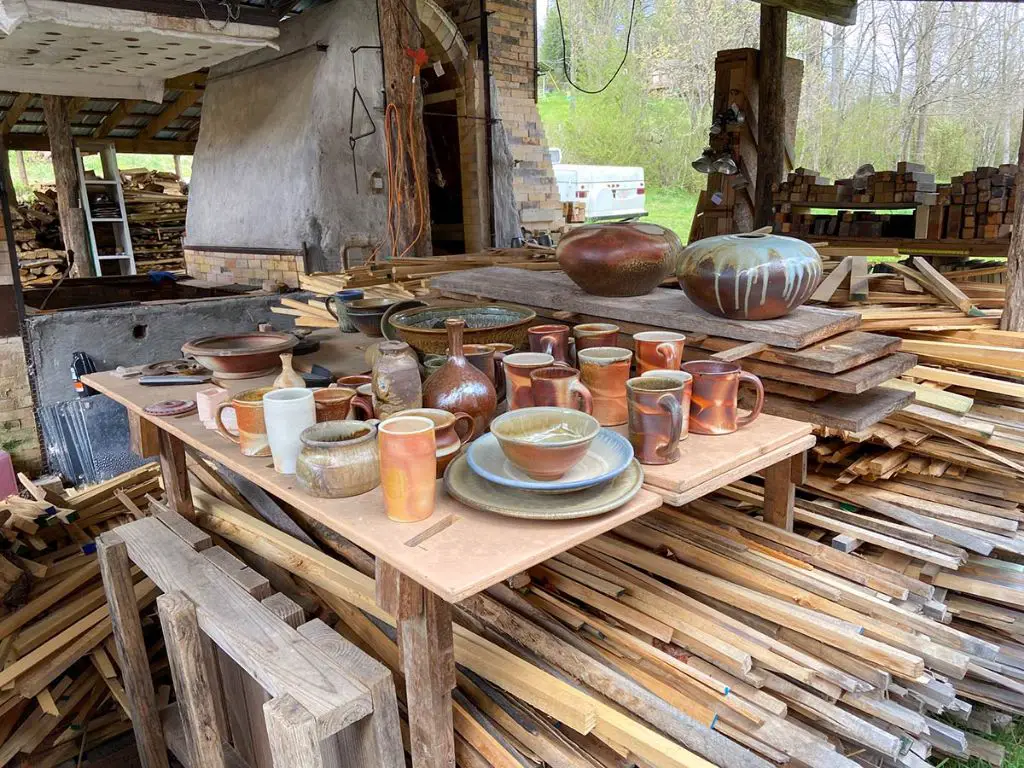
[444,455,644,520]
[466,429,633,493]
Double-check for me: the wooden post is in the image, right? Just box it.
[159,430,195,521]
[41,95,93,277]
[1001,107,1024,331]
[264,694,327,768]
[754,5,787,229]
[14,151,28,188]
[762,455,797,531]
[97,532,171,768]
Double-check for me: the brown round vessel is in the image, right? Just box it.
[181,332,298,380]
[422,318,497,439]
[557,222,683,297]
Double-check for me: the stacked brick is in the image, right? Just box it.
[183,249,305,288]
[0,337,42,474]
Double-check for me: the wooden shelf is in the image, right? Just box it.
[788,234,1010,258]
[778,200,921,211]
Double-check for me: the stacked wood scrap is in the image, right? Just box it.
[121,170,188,273]
[9,191,67,288]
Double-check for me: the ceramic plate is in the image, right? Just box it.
[466,429,633,494]
[444,455,644,520]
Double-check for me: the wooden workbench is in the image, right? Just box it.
[82,330,814,768]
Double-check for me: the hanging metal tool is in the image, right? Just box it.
[349,45,382,194]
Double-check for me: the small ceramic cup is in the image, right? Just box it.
[502,352,571,410]
[349,383,376,420]
[313,387,356,422]
[295,420,380,498]
[633,331,686,374]
[578,347,633,426]
[641,369,693,437]
[215,387,274,457]
[326,289,365,333]
[401,408,475,477]
[528,324,574,365]
[681,360,765,435]
[573,323,620,351]
[263,388,316,474]
[463,344,498,384]
[530,366,593,414]
[378,415,437,523]
[626,376,686,465]
[337,374,373,388]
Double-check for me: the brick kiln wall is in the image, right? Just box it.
[184,250,305,288]
[0,336,42,474]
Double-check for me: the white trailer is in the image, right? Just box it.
[552,156,647,220]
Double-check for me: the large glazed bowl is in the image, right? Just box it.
[344,298,398,338]
[676,232,822,320]
[557,222,683,297]
[389,303,536,355]
[181,332,298,380]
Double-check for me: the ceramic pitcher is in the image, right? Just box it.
[681,360,764,435]
[578,347,632,426]
[633,331,686,374]
[378,415,437,523]
[529,367,593,414]
[263,388,316,474]
[215,387,273,457]
[626,376,686,464]
[313,387,356,422]
[326,289,365,332]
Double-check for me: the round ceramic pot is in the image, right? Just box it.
[313,387,356,422]
[296,421,380,498]
[676,232,823,320]
[372,340,422,419]
[557,222,683,297]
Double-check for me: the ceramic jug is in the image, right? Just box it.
[423,319,496,439]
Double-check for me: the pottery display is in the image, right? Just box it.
[344,298,397,338]
[350,383,376,420]
[263,388,316,474]
[181,332,298,380]
[444,453,644,520]
[467,428,633,494]
[325,289,364,333]
[313,387,357,422]
[503,352,567,410]
[389,303,536,355]
[577,347,632,426]
[529,367,593,414]
[572,323,620,351]
[556,222,683,297]
[528,324,573,365]
[401,408,474,477]
[272,352,306,389]
[681,360,764,435]
[676,232,823,320]
[372,340,422,419]
[295,421,380,498]
[381,300,428,340]
[633,331,686,374]
[422,319,497,439]
[626,376,686,465]
[489,407,600,481]
[378,415,437,523]
[215,387,274,457]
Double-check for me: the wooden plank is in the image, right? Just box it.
[912,257,983,316]
[0,93,32,136]
[762,455,796,530]
[759,387,914,431]
[159,430,195,521]
[849,257,869,301]
[129,411,161,458]
[432,268,861,349]
[808,256,852,302]
[137,90,203,142]
[264,694,327,768]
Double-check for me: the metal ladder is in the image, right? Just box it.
[75,141,136,276]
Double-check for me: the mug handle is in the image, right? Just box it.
[552,360,574,369]
[540,335,557,357]
[214,403,241,444]
[737,371,765,428]
[452,412,475,441]
[571,379,593,415]
[656,341,679,369]
[325,296,340,320]
[351,396,374,420]
[657,394,682,457]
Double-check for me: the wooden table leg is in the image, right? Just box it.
[762,451,802,531]
[376,560,456,768]
[158,429,195,521]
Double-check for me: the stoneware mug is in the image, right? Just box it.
[641,369,693,437]
[530,366,594,414]
[349,383,376,420]
[681,360,765,435]
[263,388,316,474]
[325,289,365,333]
[313,387,356,423]
[578,347,633,426]
[401,408,475,477]
[378,415,437,523]
[633,330,686,374]
[626,376,686,465]
[528,324,574,365]
[215,386,273,457]
[572,323,620,351]
[502,352,571,410]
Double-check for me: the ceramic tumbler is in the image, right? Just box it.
[641,369,693,437]
[215,387,274,457]
[263,388,316,474]
[573,323,620,351]
[681,360,765,435]
[530,367,593,414]
[326,289,365,333]
[528,324,573,365]
[378,415,437,522]
[401,408,474,477]
[626,376,686,464]
[633,331,686,374]
[313,387,356,422]
[503,352,570,410]
[578,347,633,426]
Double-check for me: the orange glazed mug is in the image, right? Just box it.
[633,330,686,374]
[378,415,437,522]
[215,387,273,457]
[681,360,764,435]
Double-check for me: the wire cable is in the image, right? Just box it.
[553,0,638,94]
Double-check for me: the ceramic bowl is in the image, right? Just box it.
[467,428,632,493]
[389,303,536,355]
[488,407,600,481]
[344,298,398,338]
[381,300,428,340]
[181,332,298,380]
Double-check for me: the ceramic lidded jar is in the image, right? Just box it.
[423,318,497,439]
[372,340,422,419]
[676,232,823,320]
[557,222,683,297]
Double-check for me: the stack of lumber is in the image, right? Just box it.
[774,164,939,207]
[934,165,1018,241]
[121,170,188,273]
[9,191,67,288]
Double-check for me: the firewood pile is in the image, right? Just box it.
[121,169,188,274]
[10,191,67,288]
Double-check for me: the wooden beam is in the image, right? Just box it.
[41,95,93,277]
[754,4,787,229]
[94,99,138,139]
[0,93,32,137]
[137,90,203,142]
[752,0,857,26]
[1002,106,1024,331]
[6,132,194,156]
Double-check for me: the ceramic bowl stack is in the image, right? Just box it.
[443,407,643,519]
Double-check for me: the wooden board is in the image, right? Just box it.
[757,387,914,432]
[695,331,902,374]
[432,268,861,349]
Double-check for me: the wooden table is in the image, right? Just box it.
[82,331,814,768]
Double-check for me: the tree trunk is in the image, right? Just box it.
[14,152,28,188]
[41,95,93,277]
[755,4,787,230]
[1001,108,1024,331]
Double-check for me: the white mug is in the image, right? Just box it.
[263,388,315,474]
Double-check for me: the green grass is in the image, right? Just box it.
[939,719,1024,768]
[640,187,698,237]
